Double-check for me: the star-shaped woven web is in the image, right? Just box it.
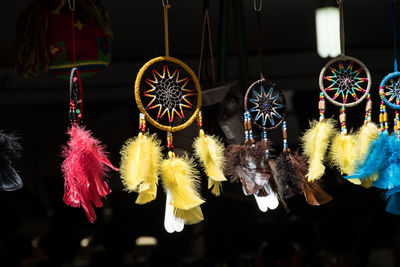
[144,65,193,123]
[384,78,400,104]
[248,85,284,127]
[323,61,368,104]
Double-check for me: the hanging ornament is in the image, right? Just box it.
[347,0,400,215]
[301,94,336,182]
[61,2,117,223]
[192,2,229,196]
[15,0,112,79]
[302,0,371,182]
[0,131,23,191]
[127,0,205,229]
[226,0,285,212]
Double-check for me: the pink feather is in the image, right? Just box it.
[61,126,117,223]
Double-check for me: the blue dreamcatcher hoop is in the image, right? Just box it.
[380,0,400,110]
[244,79,286,130]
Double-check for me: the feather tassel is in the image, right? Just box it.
[346,133,390,181]
[62,126,117,223]
[225,144,264,195]
[372,135,400,189]
[161,151,204,225]
[273,152,303,199]
[120,132,162,204]
[329,133,356,175]
[385,186,400,215]
[301,119,336,182]
[289,152,332,205]
[193,130,227,196]
[0,131,23,191]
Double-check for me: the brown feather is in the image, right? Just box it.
[225,144,268,196]
[289,152,333,206]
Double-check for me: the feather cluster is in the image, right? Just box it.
[346,133,390,182]
[0,131,23,191]
[225,144,267,196]
[161,153,205,225]
[329,133,356,175]
[193,131,227,196]
[372,135,400,190]
[271,151,332,206]
[120,133,162,204]
[347,123,380,186]
[301,119,336,182]
[62,126,117,223]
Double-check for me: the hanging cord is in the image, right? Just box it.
[282,120,289,153]
[379,101,388,133]
[254,0,265,79]
[339,106,347,135]
[69,68,83,126]
[364,93,372,125]
[198,0,216,85]
[392,0,398,72]
[139,113,146,133]
[337,0,345,56]
[244,111,255,145]
[162,0,171,57]
[319,93,326,122]
[68,0,77,67]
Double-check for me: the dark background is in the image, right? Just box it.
[1,0,400,266]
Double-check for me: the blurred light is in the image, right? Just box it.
[135,236,158,246]
[315,6,341,58]
[80,236,92,247]
[31,237,40,248]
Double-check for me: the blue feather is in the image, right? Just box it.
[345,134,390,180]
[372,135,400,189]
[385,186,400,215]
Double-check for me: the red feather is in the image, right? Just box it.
[61,126,117,223]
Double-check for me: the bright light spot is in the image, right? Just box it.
[80,237,92,247]
[315,7,341,58]
[135,236,158,246]
[31,237,40,248]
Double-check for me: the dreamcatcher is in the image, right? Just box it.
[302,0,372,183]
[347,0,400,215]
[61,1,118,223]
[120,1,226,232]
[225,0,285,212]
[0,131,23,191]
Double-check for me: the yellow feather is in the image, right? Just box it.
[136,182,157,205]
[329,133,356,175]
[301,119,336,182]
[354,123,379,163]
[120,133,162,204]
[161,153,205,211]
[351,122,379,187]
[174,206,204,225]
[193,130,227,196]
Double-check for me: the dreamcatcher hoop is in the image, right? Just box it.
[319,55,371,107]
[135,56,202,133]
[379,72,400,110]
[134,2,202,133]
[244,78,287,130]
[379,0,400,110]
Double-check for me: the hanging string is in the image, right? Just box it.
[163,0,171,57]
[198,1,216,84]
[337,0,345,56]
[254,0,265,79]
[68,0,77,67]
[392,0,398,72]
